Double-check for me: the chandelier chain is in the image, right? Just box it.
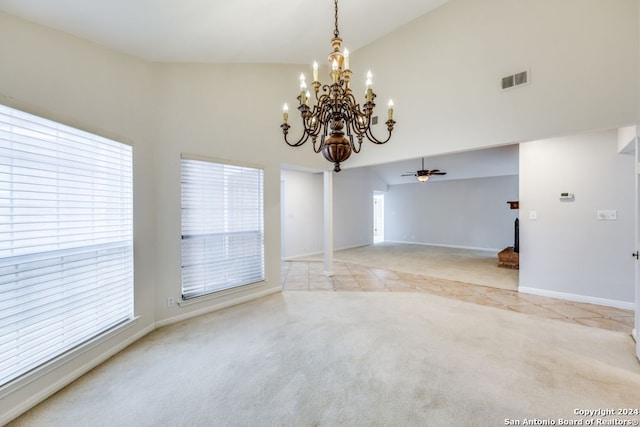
[334,0,339,39]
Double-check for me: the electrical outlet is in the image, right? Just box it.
[167,297,175,307]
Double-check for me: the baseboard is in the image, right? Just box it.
[1,322,155,426]
[154,286,282,329]
[282,243,372,261]
[282,250,322,261]
[384,240,500,253]
[335,243,372,252]
[519,287,635,310]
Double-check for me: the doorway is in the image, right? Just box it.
[373,192,384,243]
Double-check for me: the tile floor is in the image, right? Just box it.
[282,260,636,334]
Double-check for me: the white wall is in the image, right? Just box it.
[0,11,159,421]
[519,130,635,306]
[151,62,324,322]
[0,0,639,421]
[637,3,640,349]
[0,11,321,423]
[385,176,519,251]
[345,0,638,168]
[281,169,323,259]
[332,168,383,250]
[280,167,387,258]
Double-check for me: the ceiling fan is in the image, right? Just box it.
[401,158,447,182]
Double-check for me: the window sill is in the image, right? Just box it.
[0,316,141,399]
[178,281,268,307]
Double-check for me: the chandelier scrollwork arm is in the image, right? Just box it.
[280,123,309,148]
[281,98,312,147]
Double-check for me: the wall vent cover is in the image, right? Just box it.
[502,75,514,90]
[501,70,529,91]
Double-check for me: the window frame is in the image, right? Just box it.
[180,154,265,300]
[0,102,134,388]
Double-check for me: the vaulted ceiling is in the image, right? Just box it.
[0,0,448,63]
[0,0,522,180]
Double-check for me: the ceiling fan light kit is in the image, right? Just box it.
[280,0,395,172]
[401,158,447,182]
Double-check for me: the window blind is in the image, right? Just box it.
[181,157,264,299]
[0,104,133,387]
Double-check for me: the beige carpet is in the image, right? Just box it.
[299,242,519,291]
[9,291,640,426]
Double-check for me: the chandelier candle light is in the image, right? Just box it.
[280,0,396,172]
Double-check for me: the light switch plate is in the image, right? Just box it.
[529,211,537,220]
[597,210,617,221]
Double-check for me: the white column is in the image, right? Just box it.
[323,170,334,276]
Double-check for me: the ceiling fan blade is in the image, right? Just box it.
[431,171,447,175]
[400,173,416,177]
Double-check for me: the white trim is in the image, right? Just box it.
[0,320,154,426]
[519,287,635,310]
[155,286,281,329]
[384,240,501,253]
[0,317,140,398]
[335,243,372,252]
[281,244,371,261]
[283,241,501,261]
[632,328,637,343]
[282,251,323,261]
[178,281,266,307]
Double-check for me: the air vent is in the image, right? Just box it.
[501,75,514,90]
[514,71,528,85]
[501,70,529,91]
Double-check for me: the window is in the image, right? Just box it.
[181,156,264,299]
[0,104,133,387]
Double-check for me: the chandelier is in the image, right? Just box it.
[280,0,396,172]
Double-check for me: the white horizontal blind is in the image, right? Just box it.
[181,158,264,299]
[0,104,133,387]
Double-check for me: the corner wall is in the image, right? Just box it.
[519,130,635,306]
